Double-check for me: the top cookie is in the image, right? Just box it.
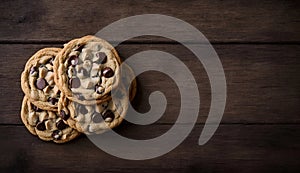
[21,48,62,111]
[54,35,121,105]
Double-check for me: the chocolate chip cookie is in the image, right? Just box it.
[58,85,130,135]
[21,48,62,111]
[54,35,121,105]
[21,96,80,143]
[57,62,137,135]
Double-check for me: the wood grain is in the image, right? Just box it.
[0,125,299,173]
[0,0,299,42]
[0,1,299,172]
[0,44,299,124]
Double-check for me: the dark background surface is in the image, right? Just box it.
[0,0,300,172]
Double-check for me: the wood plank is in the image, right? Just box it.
[0,44,299,124]
[0,125,299,173]
[0,0,299,42]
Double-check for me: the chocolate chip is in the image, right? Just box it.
[102,67,114,78]
[68,55,79,66]
[92,112,103,123]
[79,106,88,114]
[36,78,47,90]
[36,122,46,131]
[70,77,80,88]
[30,66,37,75]
[96,52,107,64]
[56,120,68,130]
[52,130,61,139]
[31,104,42,112]
[103,110,114,122]
[59,110,69,120]
[48,97,58,105]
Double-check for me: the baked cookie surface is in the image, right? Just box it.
[58,85,129,135]
[21,96,80,143]
[54,35,121,105]
[58,62,137,135]
[21,48,62,111]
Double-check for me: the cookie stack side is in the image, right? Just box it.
[20,35,137,142]
[53,35,137,135]
[53,35,121,105]
[20,48,81,143]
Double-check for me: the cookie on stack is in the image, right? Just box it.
[20,35,136,143]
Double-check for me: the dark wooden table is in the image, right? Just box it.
[1,0,300,172]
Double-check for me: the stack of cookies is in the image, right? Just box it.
[20,35,136,143]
